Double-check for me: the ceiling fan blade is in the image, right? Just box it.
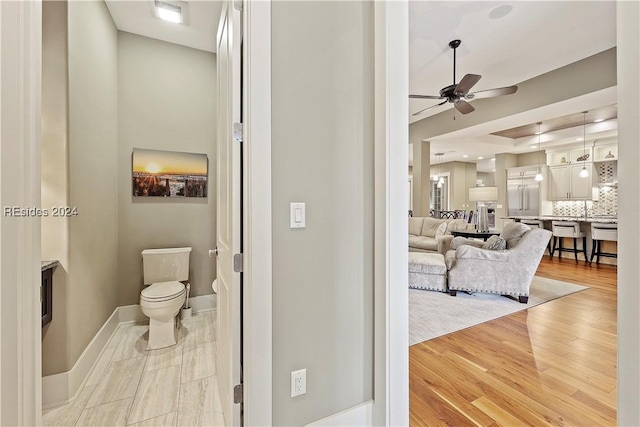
[409,94,444,100]
[412,100,448,116]
[466,85,518,100]
[454,74,481,95]
[454,99,475,114]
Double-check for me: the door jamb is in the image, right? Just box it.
[372,1,409,425]
[0,1,43,425]
[242,0,273,425]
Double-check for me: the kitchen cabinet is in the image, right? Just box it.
[547,147,593,166]
[507,167,539,179]
[549,164,594,200]
[593,144,617,162]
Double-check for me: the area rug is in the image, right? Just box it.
[409,276,588,346]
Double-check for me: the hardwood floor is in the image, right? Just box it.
[410,255,617,426]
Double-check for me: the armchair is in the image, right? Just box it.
[446,223,552,303]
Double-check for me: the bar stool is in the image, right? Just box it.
[521,219,551,255]
[551,221,588,261]
[590,222,618,263]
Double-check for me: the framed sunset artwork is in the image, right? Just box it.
[132,148,208,198]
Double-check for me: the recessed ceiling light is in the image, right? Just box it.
[531,145,537,149]
[534,131,543,135]
[492,169,496,172]
[462,155,468,158]
[154,0,188,24]
[577,137,584,141]
[491,158,495,161]
[593,118,605,123]
[478,156,484,160]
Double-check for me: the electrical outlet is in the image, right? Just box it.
[291,369,306,397]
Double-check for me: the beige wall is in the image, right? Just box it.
[41,0,70,377]
[438,161,477,210]
[477,172,495,187]
[272,1,374,424]
[67,0,119,368]
[116,32,217,306]
[412,141,431,216]
[517,150,545,167]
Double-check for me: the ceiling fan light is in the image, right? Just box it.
[534,172,544,181]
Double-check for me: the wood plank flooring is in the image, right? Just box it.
[410,256,617,426]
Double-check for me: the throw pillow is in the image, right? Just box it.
[435,221,448,239]
[483,235,507,251]
[501,222,531,249]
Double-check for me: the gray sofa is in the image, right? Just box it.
[409,217,476,254]
[445,222,552,303]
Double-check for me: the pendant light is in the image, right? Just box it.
[534,122,544,181]
[579,111,589,178]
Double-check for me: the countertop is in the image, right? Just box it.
[41,260,59,271]
[505,216,618,224]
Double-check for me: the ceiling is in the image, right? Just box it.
[105,1,223,53]
[409,1,617,172]
[103,1,618,174]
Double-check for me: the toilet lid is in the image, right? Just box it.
[141,281,185,301]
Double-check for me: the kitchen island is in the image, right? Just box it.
[505,215,617,224]
[503,216,617,264]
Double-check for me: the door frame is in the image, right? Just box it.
[243,1,409,424]
[0,1,43,425]
[4,0,409,425]
[241,0,273,425]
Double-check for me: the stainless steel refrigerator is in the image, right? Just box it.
[507,178,540,216]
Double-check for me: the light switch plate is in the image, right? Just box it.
[290,203,306,229]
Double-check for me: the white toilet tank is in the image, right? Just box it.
[141,247,192,285]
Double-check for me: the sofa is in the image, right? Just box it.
[445,222,552,303]
[409,217,476,254]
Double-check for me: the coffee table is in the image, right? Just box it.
[450,230,500,241]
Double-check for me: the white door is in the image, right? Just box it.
[216,2,242,425]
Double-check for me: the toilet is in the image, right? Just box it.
[140,247,191,350]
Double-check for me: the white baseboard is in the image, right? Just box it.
[42,294,216,409]
[307,401,373,427]
[42,308,119,409]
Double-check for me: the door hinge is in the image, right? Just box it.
[233,122,243,143]
[234,383,244,404]
[233,253,243,273]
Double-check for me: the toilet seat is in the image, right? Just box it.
[141,281,185,302]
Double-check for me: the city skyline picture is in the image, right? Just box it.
[132,148,208,198]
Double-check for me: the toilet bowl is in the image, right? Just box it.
[140,281,186,349]
[141,247,192,350]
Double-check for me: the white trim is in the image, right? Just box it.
[307,401,373,427]
[242,1,273,425]
[0,1,42,425]
[373,1,409,425]
[118,294,217,324]
[117,304,148,324]
[42,309,119,409]
[42,294,216,409]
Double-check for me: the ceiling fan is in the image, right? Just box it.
[410,39,518,116]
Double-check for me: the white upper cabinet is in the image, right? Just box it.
[548,164,594,200]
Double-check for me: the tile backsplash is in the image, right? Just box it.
[552,162,618,217]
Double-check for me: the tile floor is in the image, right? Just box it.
[43,310,226,427]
